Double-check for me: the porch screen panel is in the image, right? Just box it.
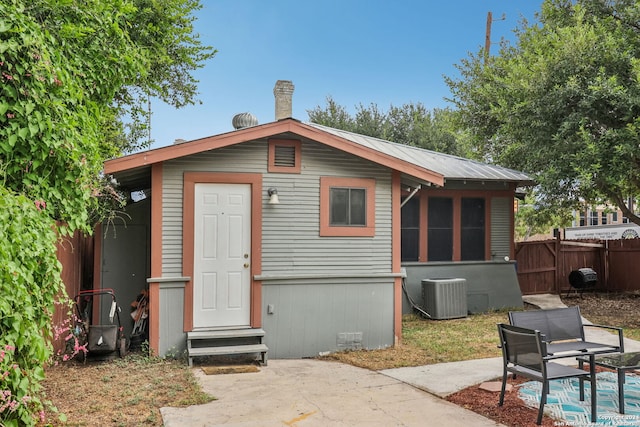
[461,197,485,261]
[428,197,453,261]
[401,197,420,261]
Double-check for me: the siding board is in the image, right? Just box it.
[491,197,511,260]
[162,140,394,277]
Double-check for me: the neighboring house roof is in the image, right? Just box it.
[104,118,534,191]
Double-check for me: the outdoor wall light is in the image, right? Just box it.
[267,188,280,204]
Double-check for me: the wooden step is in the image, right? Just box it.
[187,328,268,367]
[188,328,265,340]
[188,343,268,367]
[188,343,268,357]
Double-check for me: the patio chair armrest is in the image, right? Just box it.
[583,324,625,352]
[585,323,622,332]
[543,351,584,361]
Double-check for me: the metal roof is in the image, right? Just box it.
[306,122,535,185]
[107,119,535,192]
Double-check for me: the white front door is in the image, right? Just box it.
[193,183,251,329]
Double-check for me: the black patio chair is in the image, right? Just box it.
[497,323,597,425]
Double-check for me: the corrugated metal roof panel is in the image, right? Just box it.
[306,122,534,184]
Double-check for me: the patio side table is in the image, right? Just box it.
[579,352,640,415]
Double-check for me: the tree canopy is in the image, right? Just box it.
[0,0,215,233]
[307,96,472,157]
[446,0,640,225]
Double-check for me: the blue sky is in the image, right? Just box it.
[147,1,542,149]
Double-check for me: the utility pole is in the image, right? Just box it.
[148,95,152,146]
[485,11,493,63]
[485,11,506,64]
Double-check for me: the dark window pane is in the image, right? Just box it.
[461,198,484,228]
[401,198,420,261]
[330,188,348,225]
[401,197,420,227]
[428,197,453,261]
[330,187,366,226]
[401,229,419,261]
[428,229,453,261]
[461,198,485,261]
[461,229,484,260]
[428,197,453,228]
[349,188,366,225]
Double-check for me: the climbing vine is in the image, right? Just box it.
[0,0,144,233]
[0,188,64,426]
[0,1,214,424]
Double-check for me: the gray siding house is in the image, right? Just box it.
[101,82,532,359]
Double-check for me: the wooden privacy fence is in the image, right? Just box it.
[515,238,640,295]
[51,230,94,354]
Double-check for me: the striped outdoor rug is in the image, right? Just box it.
[519,372,640,426]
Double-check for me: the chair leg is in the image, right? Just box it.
[590,374,597,423]
[537,381,547,425]
[578,357,587,401]
[499,372,508,406]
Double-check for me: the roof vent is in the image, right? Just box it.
[232,112,258,129]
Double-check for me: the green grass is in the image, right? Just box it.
[326,307,640,371]
[625,329,640,341]
[404,310,640,363]
[403,311,510,363]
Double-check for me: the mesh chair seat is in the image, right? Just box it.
[547,340,617,355]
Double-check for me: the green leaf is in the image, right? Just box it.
[24,102,35,115]
[28,122,39,137]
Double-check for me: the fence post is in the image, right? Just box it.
[554,232,560,294]
[602,239,608,290]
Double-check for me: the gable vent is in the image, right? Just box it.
[268,139,301,173]
[274,145,296,167]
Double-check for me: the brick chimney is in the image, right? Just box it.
[273,80,294,120]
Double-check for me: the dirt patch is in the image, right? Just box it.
[200,364,260,375]
[561,291,640,328]
[41,354,213,426]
